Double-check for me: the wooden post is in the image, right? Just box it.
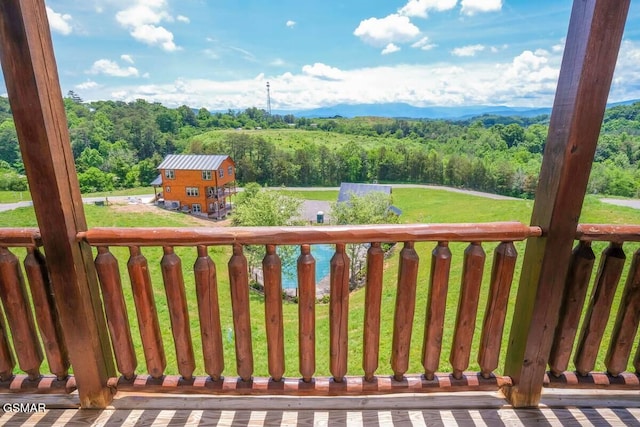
[0,0,115,407]
[503,0,630,408]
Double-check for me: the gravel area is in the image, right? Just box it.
[600,198,640,210]
[300,200,331,224]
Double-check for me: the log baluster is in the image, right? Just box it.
[391,242,419,381]
[127,246,166,379]
[263,245,284,382]
[422,241,452,380]
[330,243,350,382]
[94,247,136,380]
[575,242,625,376]
[24,247,69,380]
[298,245,315,382]
[450,242,485,380]
[194,245,224,381]
[228,244,253,382]
[0,303,14,381]
[0,247,42,380]
[549,241,596,376]
[161,247,195,380]
[363,242,384,382]
[606,248,640,376]
[478,242,517,378]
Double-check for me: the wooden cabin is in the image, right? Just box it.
[0,0,638,424]
[154,154,237,219]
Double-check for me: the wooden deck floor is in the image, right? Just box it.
[0,390,638,426]
[2,406,640,426]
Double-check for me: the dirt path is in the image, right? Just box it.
[109,200,231,226]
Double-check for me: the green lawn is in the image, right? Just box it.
[1,188,639,379]
[192,128,426,152]
[0,186,155,203]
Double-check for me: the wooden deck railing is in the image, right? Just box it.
[546,224,640,389]
[0,222,540,396]
[2,222,639,399]
[0,228,73,394]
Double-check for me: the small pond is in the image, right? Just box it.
[282,244,333,289]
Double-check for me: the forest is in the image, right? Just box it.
[0,92,639,198]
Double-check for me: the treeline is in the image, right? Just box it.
[190,131,542,198]
[0,92,639,197]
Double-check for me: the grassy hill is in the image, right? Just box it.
[1,188,637,378]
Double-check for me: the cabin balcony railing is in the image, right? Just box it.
[0,222,638,400]
[546,224,640,389]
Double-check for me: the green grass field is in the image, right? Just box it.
[1,187,638,379]
[192,128,426,152]
[0,187,155,204]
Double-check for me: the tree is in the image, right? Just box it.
[76,148,104,172]
[77,167,115,193]
[232,184,304,277]
[331,191,399,289]
[0,120,20,166]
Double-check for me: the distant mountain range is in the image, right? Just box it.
[272,99,639,120]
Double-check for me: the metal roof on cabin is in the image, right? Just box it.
[337,183,392,203]
[157,154,230,171]
[150,174,162,186]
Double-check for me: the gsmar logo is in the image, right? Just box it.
[2,403,46,413]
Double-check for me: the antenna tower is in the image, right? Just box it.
[266,81,272,115]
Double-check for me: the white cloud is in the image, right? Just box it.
[609,40,640,102]
[46,7,73,35]
[116,0,180,52]
[131,24,179,51]
[302,63,345,81]
[88,59,140,77]
[286,20,296,28]
[271,58,286,66]
[382,43,401,55]
[412,36,437,51]
[85,47,566,111]
[115,3,170,27]
[177,15,190,23]
[121,54,134,64]
[452,44,485,57]
[399,0,458,18]
[460,0,502,15]
[75,80,99,90]
[354,14,420,47]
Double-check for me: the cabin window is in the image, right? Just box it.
[228,166,233,176]
[192,203,201,213]
[165,169,175,179]
[219,169,224,178]
[165,186,171,193]
[186,187,199,197]
[202,170,212,180]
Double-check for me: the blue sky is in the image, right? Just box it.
[2,0,640,111]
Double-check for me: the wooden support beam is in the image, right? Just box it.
[0,0,115,407]
[503,0,630,408]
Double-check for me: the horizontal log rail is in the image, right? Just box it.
[78,221,542,246]
[0,228,41,247]
[576,224,640,242]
